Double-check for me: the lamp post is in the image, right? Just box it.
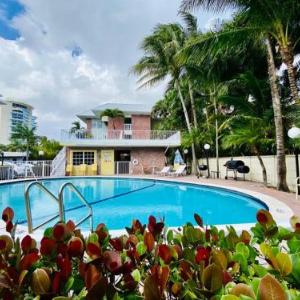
[288,126,300,194]
[204,144,211,178]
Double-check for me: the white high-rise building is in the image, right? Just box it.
[0,99,37,145]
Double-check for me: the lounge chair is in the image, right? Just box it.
[168,165,186,177]
[155,166,171,176]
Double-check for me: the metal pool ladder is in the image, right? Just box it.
[25,181,93,233]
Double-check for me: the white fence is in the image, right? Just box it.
[0,160,53,181]
[199,155,298,192]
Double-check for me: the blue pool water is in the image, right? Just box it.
[0,178,267,230]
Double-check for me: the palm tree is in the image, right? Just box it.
[181,0,300,103]
[222,117,273,185]
[70,121,82,133]
[180,3,292,191]
[11,124,37,161]
[100,109,125,130]
[133,23,198,174]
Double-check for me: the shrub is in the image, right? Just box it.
[0,207,300,299]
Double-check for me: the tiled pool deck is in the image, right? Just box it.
[156,175,300,216]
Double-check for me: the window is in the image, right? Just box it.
[73,152,84,166]
[72,151,95,165]
[84,152,95,165]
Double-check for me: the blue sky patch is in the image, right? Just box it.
[0,0,25,40]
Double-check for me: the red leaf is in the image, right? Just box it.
[158,244,172,264]
[179,260,193,281]
[21,235,34,253]
[223,271,233,284]
[195,247,211,265]
[2,207,14,222]
[53,223,67,241]
[144,232,155,252]
[19,253,39,271]
[103,250,122,273]
[5,221,13,233]
[194,213,203,227]
[109,238,123,251]
[58,257,72,280]
[68,237,84,257]
[95,223,108,242]
[66,220,76,232]
[86,243,101,258]
[40,237,56,256]
[85,264,101,290]
[52,272,61,294]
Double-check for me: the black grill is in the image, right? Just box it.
[224,160,250,180]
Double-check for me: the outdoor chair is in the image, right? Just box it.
[168,164,186,177]
[155,166,171,176]
[296,177,300,200]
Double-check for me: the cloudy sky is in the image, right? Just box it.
[0,0,231,139]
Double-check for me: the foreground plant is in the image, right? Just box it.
[0,207,300,299]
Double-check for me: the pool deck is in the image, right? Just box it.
[150,175,300,216]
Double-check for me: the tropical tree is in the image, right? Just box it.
[133,23,198,173]
[100,109,125,130]
[180,2,293,191]
[10,124,37,161]
[36,137,62,160]
[70,121,83,133]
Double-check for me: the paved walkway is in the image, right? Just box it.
[157,175,300,216]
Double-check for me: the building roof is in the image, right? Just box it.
[2,152,27,158]
[77,102,152,120]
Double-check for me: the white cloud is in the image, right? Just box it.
[0,0,230,139]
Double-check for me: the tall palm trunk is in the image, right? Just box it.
[175,79,197,174]
[188,82,198,129]
[279,44,299,103]
[265,36,289,191]
[254,146,267,186]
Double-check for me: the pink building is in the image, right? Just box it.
[60,103,181,176]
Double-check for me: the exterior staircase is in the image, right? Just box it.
[50,147,66,177]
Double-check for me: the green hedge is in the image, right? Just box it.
[0,207,300,299]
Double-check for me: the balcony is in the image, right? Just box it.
[60,129,181,147]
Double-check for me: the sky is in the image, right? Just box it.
[0,0,232,139]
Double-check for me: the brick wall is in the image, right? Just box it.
[131,148,166,174]
[132,115,151,139]
[86,119,92,134]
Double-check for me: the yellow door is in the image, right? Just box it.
[100,150,115,175]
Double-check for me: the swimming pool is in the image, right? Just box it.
[0,177,270,230]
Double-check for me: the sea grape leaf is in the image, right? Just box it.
[212,249,227,270]
[230,283,255,299]
[202,263,223,292]
[235,242,250,259]
[275,253,292,276]
[291,253,300,284]
[144,276,160,300]
[287,237,300,253]
[259,274,287,300]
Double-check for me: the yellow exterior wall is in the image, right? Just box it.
[67,149,98,176]
[100,149,115,175]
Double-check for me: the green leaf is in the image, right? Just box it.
[64,276,74,293]
[202,263,223,292]
[87,233,99,244]
[253,264,268,277]
[221,296,240,300]
[236,242,250,259]
[44,227,53,238]
[167,230,174,244]
[131,269,141,283]
[291,253,300,284]
[136,242,147,256]
[275,253,292,276]
[287,237,300,254]
[232,253,248,274]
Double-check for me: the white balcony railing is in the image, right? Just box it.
[60,129,181,147]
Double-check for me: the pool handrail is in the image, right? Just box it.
[58,182,93,232]
[25,181,63,233]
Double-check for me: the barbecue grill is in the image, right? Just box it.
[224,160,250,180]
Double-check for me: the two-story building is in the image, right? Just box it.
[59,103,181,176]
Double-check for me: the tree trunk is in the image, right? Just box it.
[175,79,197,174]
[265,37,289,191]
[188,82,198,129]
[26,143,29,161]
[254,148,267,186]
[279,44,299,103]
[212,92,220,177]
